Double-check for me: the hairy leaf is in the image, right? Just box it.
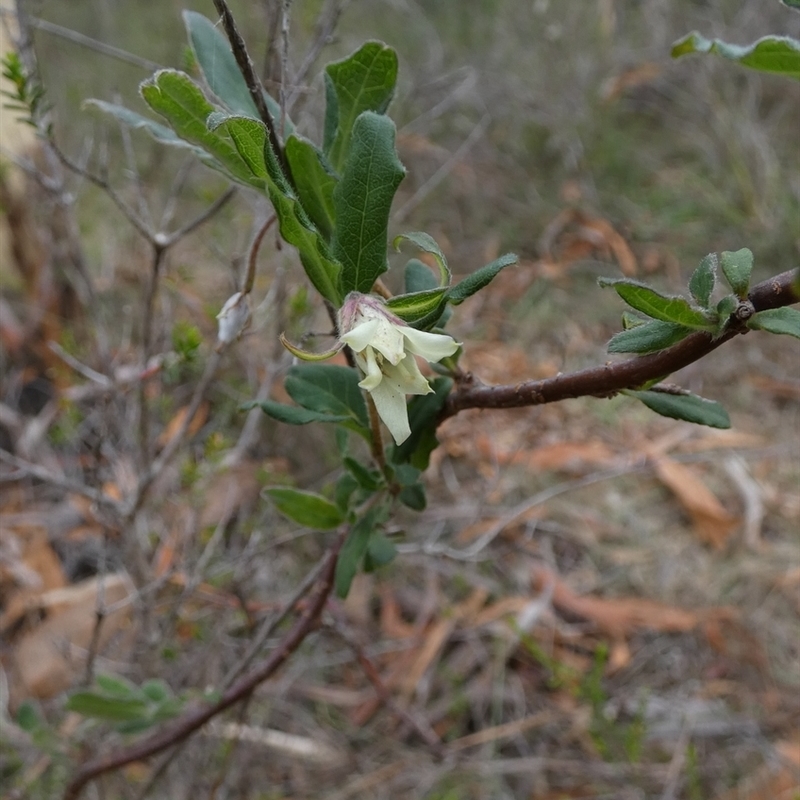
[183,10,292,135]
[284,364,369,429]
[626,389,730,428]
[719,248,753,299]
[84,100,210,161]
[393,232,451,287]
[265,487,344,529]
[747,307,800,339]
[607,319,693,354]
[285,135,338,240]
[599,278,715,330]
[448,253,519,305]
[248,400,351,426]
[212,115,342,303]
[140,70,255,185]
[386,288,448,326]
[672,32,800,79]
[332,111,405,295]
[335,509,380,597]
[325,41,398,172]
[689,253,717,308]
[405,258,439,293]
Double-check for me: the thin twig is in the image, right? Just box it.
[0,449,120,512]
[125,348,224,521]
[242,214,277,294]
[211,0,288,175]
[393,113,491,224]
[63,530,345,800]
[222,554,332,689]
[161,187,238,248]
[288,0,349,107]
[328,616,444,754]
[0,8,163,72]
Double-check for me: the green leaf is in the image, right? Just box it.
[672,32,800,80]
[183,11,293,136]
[621,311,647,330]
[386,288,448,327]
[716,295,738,322]
[599,278,715,330]
[141,680,171,703]
[211,115,342,303]
[390,377,452,469]
[607,319,694,354]
[747,307,800,339]
[689,253,717,308]
[66,692,149,722]
[364,532,397,571]
[265,487,344,529]
[325,41,398,172]
[84,99,211,162]
[183,11,258,118]
[405,258,439,293]
[343,457,382,491]
[140,70,255,186]
[448,253,519,305]
[94,674,139,698]
[398,482,426,510]
[285,364,369,429]
[625,389,730,429]
[719,248,753,299]
[334,472,359,512]
[285,135,338,240]
[393,232,451,287]
[16,700,40,732]
[332,111,405,295]
[335,510,380,598]
[323,72,339,154]
[248,399,351,426]
[781,0,800,10]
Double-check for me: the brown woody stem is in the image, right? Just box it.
[63,531,345,800]
[442,269,798,419]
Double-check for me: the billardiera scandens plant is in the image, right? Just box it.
[282,292,459,445]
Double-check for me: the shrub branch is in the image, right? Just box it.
[62,530,346,800]
[442,269,798,419]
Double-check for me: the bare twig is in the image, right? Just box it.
[222,554,332,689]
[328,615,444,754]
[0,8,163,71]
[211,0,288,176]
[0,449,120,511]
[393,113,491,224]
[442,270,799,418]
[125,347,224,520]
[63,530,345,800]
[161,187,237,248]
[289,0,349,104]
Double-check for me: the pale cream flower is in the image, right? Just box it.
[339,293,459,445]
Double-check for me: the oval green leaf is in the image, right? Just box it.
[265,487,344,529]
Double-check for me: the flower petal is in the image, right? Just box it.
[340,318,381,353]
[401,326,460,362]
[384,353,432,396]
[365,318,406,365]
[368,373,412,444]
[356,348,383,391]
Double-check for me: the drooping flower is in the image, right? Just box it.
[338,293,459,445]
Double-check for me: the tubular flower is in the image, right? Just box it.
[338,293,459,445]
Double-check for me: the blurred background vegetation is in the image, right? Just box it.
[2,1,799,798]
